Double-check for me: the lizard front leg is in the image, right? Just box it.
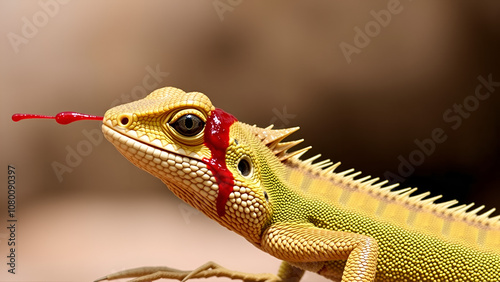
[261,223,379,282]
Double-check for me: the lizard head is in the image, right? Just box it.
[102,87,283,244]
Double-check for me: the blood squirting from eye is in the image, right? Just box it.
[12,112,103,124]
[203,108,237,217]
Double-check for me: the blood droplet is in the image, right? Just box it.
[12,112,103,125]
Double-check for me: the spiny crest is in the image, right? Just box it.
[247,123,500,228]
[247,124,309,161]
[289,155,500,228]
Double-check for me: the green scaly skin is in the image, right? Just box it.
[98,87,500,282]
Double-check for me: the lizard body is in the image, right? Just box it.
[100,87,500,281]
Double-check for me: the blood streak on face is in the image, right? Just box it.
[13,108,237,217]
[202,108,238,217]
[12,112,103,124]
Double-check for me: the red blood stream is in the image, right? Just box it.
[13,108,235,217]
[12,112,103,124]
[202,108,238,217]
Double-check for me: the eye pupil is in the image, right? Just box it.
[120,117,129,125]
[237,158,251,177]
[185,117,193,129]
[171,114,204,137]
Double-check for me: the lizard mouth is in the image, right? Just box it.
[101,122,204,162]
[101,123,221,212]
[101,123,212,184]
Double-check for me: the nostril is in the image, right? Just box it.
[118,114,132,127]
[120,117,129,125]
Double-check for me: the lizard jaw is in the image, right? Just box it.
[102,117,204,160]
[102,124,224,213]
[101,123,205,168]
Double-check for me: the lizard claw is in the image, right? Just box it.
[95,262,283,282]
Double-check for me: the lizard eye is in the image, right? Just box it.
[163,109,207,146]
[170,114,205,137]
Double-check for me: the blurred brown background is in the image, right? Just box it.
[1,1,499,281]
